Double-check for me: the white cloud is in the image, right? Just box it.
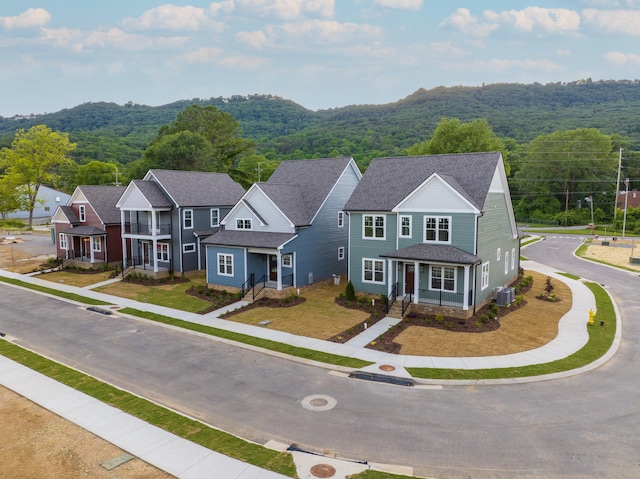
[40,27,187,52]
[208,0,236,16]
[235,0,334,20]
[473,58,565,73]
[582,9,640,35]
[122,4,215,31]
[236,30,272,49]
[276,20,381,44]
[374,0,422,11]
[485,7,580,34]
[439,8,498,38]
[218,54,270,70]
[605,51,640,64]
[0,8,51,29]
[182,46,224,63]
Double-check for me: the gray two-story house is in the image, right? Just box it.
[344,152,519,318]
[116,169,245,275]
[203,157,361,293]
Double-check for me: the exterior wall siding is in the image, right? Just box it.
[206,246,245,287]
[396,212,476,253]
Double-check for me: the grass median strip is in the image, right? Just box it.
[0,276,111,306]
[0,340,297,477]
[407,282,615,380]
[119,307,372,369]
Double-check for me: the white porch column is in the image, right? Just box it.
[463,264,470,311]
[152,238,158,273]
[387,259,393,296]
[276,251,282,290]
[120,210,127,267]
[90,237,95,264]
[413,261,419,304]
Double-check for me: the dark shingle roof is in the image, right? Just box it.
[79,186,126,225]
[147,170,245,207]
[264,157,354,226]
[202,230,296,249]
[380,244,481,265]
[63,225,106,236]
[131,180,173,208]
[59,205,79,224]
[344,152,502,212]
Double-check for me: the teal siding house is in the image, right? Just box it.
[344,152,519,318]
[203,157,361,294]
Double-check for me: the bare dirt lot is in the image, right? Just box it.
[0,232,630,478]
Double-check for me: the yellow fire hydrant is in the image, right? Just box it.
[588,308,595,326]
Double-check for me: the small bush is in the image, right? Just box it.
[514,294,524,306]
[345,281,355,301]
[480,314,490,324]
[489,303,500,316]
[545,276,555,294]
[379,294,388,305]
[435,314,444,323]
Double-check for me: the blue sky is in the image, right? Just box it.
[1,1,639,117]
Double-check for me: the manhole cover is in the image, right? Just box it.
[310,398,328,407]
[379,364,396,371]
[310,463,336,478]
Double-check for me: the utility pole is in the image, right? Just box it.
[564,186,569,227]
[623,178,630,238]
[257,163,262,183]
[614,147,623,222]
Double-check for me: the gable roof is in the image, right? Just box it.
[202,230,297,249]
[262,157,355,226]
[344,152,502,212]
[145,169,245,207]
[56,205,79,224]
[77,186,126,225]
[129,180,173,208]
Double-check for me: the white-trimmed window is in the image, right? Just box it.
[78,205,86,222]
[282,254,292,267]
[156,243,169,262]
[430,265,456,292]
[481,262,490,290]
[183,243,196,253]
[217,253,233,276]
[363,214,385,239]
[92,237,101,252]
[505,251,509,274]
[183,209,193,229]
[236,218,251,230]
[424,216,450,243]
[511,248,516,270]
[338,246,345,260]
[363,258,385,283]
[338,211,344,228]
[400,215,412,238]
[210,208,220,227]
[497,248,501,261]
[59,233,68,250]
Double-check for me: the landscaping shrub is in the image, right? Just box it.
[345,280,355,300]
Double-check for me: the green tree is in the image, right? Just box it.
[75,160,122,187]
[0,175,23,219]
[1,125,76,228]
[407,118,509,174]
[514,128,616,225]
[236,154,279,184]
[145,104,254,173]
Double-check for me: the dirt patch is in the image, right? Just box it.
[0,231,56,273]
[584,238,640,271]
[0,386,173,479]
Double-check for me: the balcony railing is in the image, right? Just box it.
[124,223,171,235]
[418,289,465,308]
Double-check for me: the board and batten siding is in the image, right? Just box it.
[475,192,520,304]
[206,246,245,287]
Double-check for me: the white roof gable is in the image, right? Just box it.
[394,173,478,214]
[116,183,153,210]
[222,184,294,232]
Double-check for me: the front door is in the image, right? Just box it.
[405,264,415,294]
[143,242,151,266]
[269,255,278,282]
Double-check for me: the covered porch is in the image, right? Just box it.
[60,226,107,264]
[381,244,481,314]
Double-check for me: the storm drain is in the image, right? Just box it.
[310,463,337,478]
[301,394,337,411]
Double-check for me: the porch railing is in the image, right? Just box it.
[418,289,465,308]
[253,274,266,300]
[401,292,412,316]
[385,282,398,313]
[124,223,171,235]
[65,250,106,262]
[241,273,255,297]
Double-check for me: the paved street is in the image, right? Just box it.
[1,235,639,478]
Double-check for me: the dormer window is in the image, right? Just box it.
[237,219,251,229]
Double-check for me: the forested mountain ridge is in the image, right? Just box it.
[1,79,639,166]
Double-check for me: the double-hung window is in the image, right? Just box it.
[400,215,412,238]
[210,208,220,227]
[424,216,450,243]
[363,215,385,239]
[183,209,193,229]
[363,258,385,283]
[481,262,490,290]
[78,205,86,222]
[59,233,68,250]
[338,211,344,228]
[511,248,516,270]
[337,246,345,260]
[156,243,169,262]
[92,237,101,252]
[217,253,233,276]
[236,219,251,230]
[431,266,456,291]
[505,251,509,274]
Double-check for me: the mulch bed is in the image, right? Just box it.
[329,275,534,354]
[122,273,189,286]
[194,290,306,316]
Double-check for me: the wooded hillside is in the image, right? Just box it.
[1,79,639,166]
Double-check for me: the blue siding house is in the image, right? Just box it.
[344,152,519,318]
[203,157,361,294]
[116,170,245,275]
